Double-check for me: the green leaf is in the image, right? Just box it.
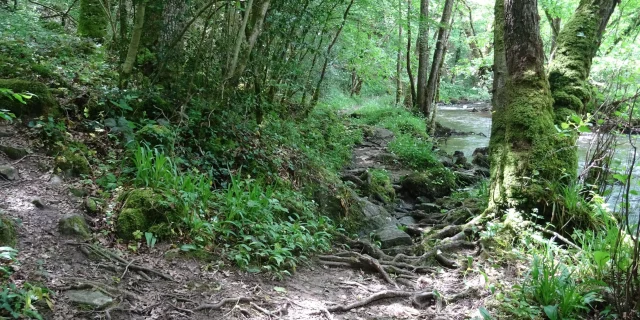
[543,305,559,320]
[180,244,197,251]
[273,286,287,293]
[570,114,582,124]
[560,122,570,130]
[613,174,628,183]
[578,125,591,133]
[479,307,493,320]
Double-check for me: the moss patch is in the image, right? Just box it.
[116,208,147,240]
[116,188,183,240]
[0,79,58,117]
[58,214,91,239]
[401,168,456,200]
[363,169,395,204]
[0,214,17,247]
[55,149,91,177]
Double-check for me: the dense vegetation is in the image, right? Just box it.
[1,0,639,318]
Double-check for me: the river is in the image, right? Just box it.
[435,103,640,220]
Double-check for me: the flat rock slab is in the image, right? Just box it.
[0,144,28,160]
[375,226,412,248]
[66,290,113,309]
[0,165,18,181]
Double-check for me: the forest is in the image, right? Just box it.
[0,0,639,318]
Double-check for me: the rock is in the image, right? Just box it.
[362,170,395,204]
[55,150,90,177]
[66,290,113,309]
[400,169,455,200]
[414,203,442,213]
[58,214,91,239]
[368,128,395,147]
[472,147,489,157]
[357,198,397,234]
[116,208,147,240]
[0,214,17,246]
[475,167,490,177]
[0,79,58,117]
[375,152,399,164]
[0,131,13,138]
[398,216,416,226]
[0,165,18,181]
[49,175,63,186]
[456,170,481,186]
[438,155,454,168]
[69,187,89,197]
[0,145,28,160]
[375,226,412,248]
[116,188,183,240]
[472,153,490,169]
[31,198,45,209]
[436,197,463,209]
[84,198,99,215]
[452,151,468,167]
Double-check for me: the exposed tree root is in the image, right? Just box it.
[194,297,254,311]
[425,225,464,240]
[60,278,150,303]
[68,242,173,281]
[327,290,417,312]
[318,253,398,288]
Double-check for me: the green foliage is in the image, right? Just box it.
[78,0,108,40]
[363,169,395,204]
[1,248,53,320]
[0,80,55,118]
[0,215,17,247]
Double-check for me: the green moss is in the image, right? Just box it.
[55,150,91,177]
[78,0,108,40]
[136,124,176,153]
[364,169,395,204]
[58,214,91,239]
[116,208,147,240]
[122,188,181,223]
[147,223,174,240]
[0,79,58,117]
[84,198,99,215]
[0,214,17,247]
[401,168,456,200]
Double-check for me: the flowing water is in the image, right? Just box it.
[435,103,640,221]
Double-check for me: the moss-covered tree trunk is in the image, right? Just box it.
[78,0,109,40]
[416,0,429,115]
[547,0,617,181]
[489,0,559,211]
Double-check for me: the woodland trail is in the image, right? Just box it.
[0,121,503,320]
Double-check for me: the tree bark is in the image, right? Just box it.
[395,0,403,106]
[120,1,145,86]
[416,0,429,114]
[489,0,557,212]
[491,0,506,112]
[310,0,355,106]
[543,9,561,60]
[546,0,617,186]
[423,0,454,120]
[406,0,416,109]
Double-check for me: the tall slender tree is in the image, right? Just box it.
[416,0,429,113]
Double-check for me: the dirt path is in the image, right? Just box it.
[1,122,496,320]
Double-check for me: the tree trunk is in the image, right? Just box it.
[395,0,403,106]
[546,0,617,185]
[544,9,561,60]
[488,0,557,212]
[120,1,145,87]
[491,0,506,112]
[406,0,416,109]
[423,0,454,120]
[230,0,271,85]
[416,0,429,115]
[310,0,355,106]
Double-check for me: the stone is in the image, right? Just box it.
[0,131,13,138]
[69,187,89,197]
[66,290,113,309]
[400,169,455,200]
[31,198,45,209]
[58,214,91,239]
[0,214,17,247]
[84,198,99,215]
[398,216,416,226]
[0,165,18,181]
[357,198,397,234]
[0,145,28,160]
[456,170,482,186]
[49,175,63,186]
[116,208,146,240]
[368,128,395,147]
[55,150,90,177]
[472,153,490,168]
[375,226,412,248]
[0,79,58,117]
[414,203,442,213]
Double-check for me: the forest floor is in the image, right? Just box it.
[0,116,517,320]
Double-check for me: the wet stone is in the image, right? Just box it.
[67,290,113,309]
[375,226,412,248]
[0,165,18,181]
